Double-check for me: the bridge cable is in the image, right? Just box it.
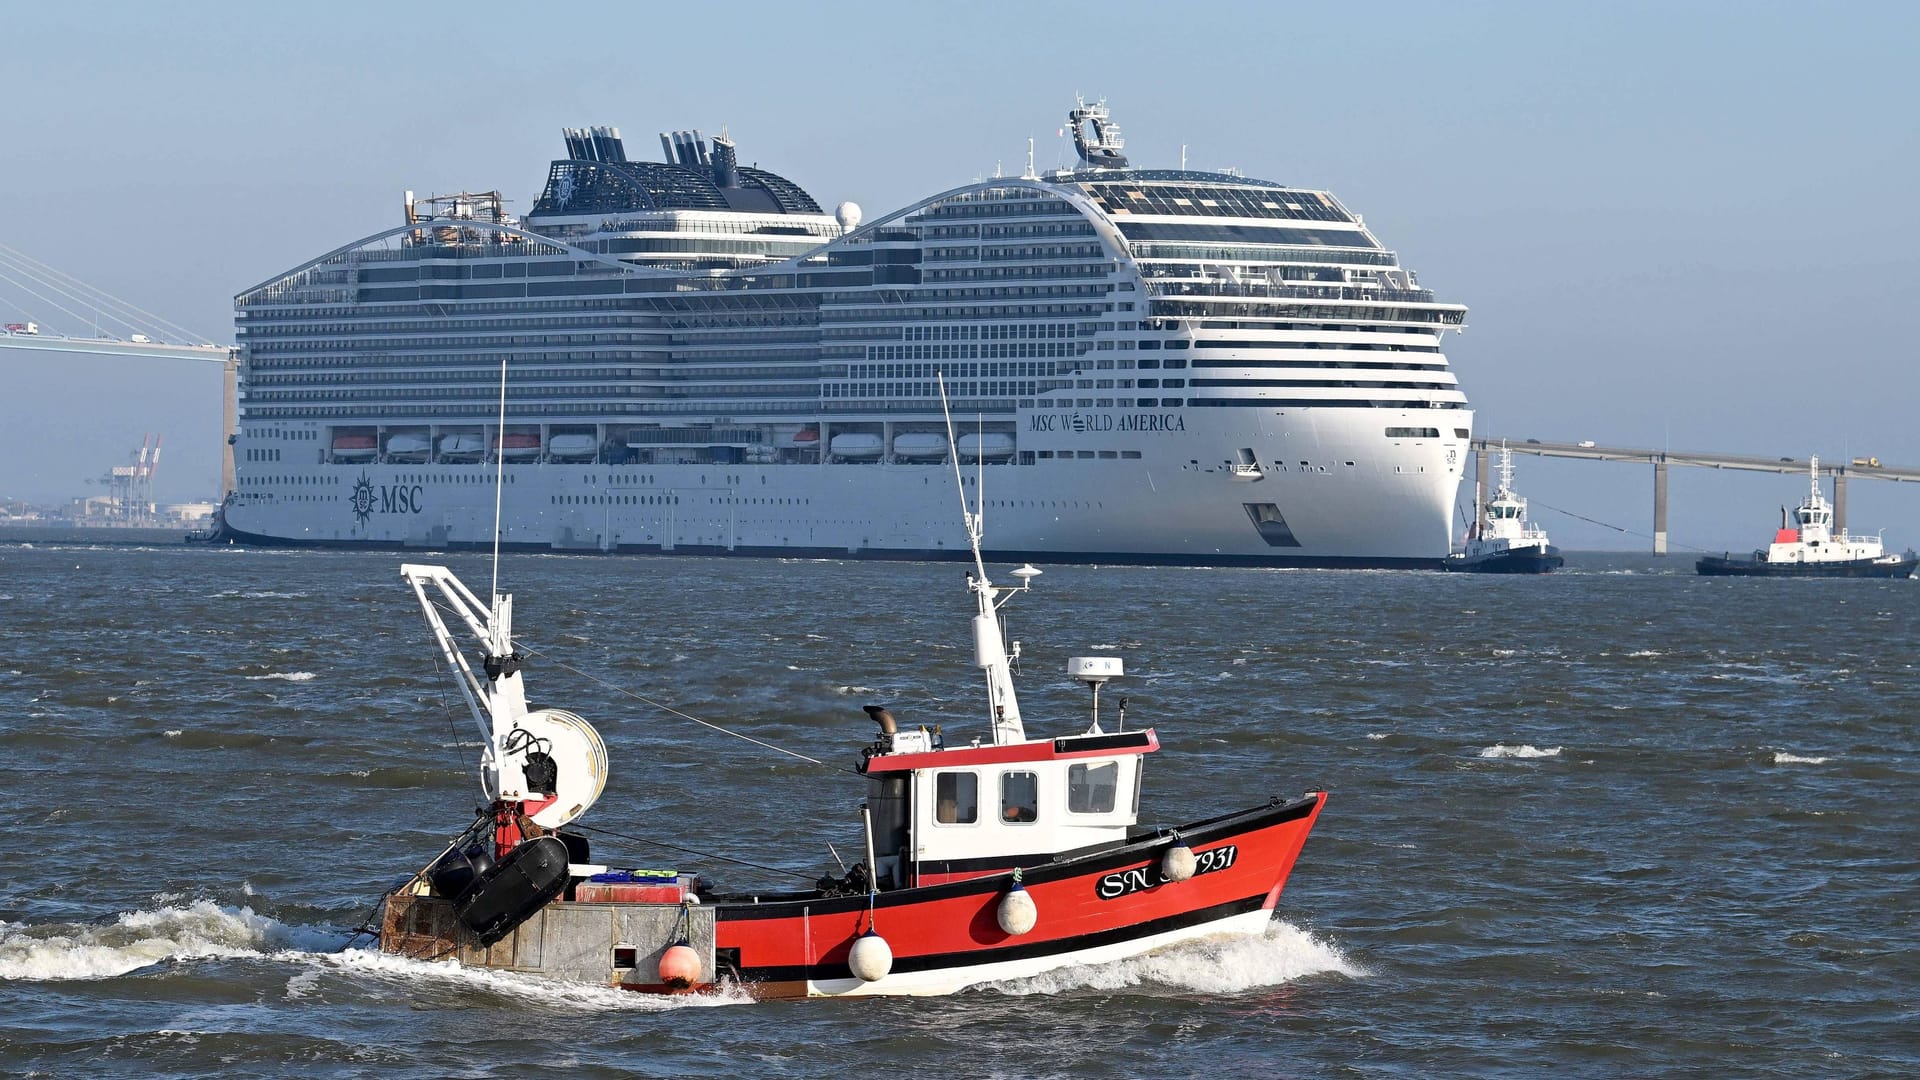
[0,242,211,342]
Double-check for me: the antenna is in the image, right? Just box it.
[491,353,507,604]
[938,373,983,576]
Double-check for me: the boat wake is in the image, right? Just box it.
[305,948,754,1011]
[245,671,317,682]
[983,921,1359,997]
[0,901,337,981]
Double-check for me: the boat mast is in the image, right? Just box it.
[940,377,1026,744]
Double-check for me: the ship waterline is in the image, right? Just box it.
[226,105,1472,566]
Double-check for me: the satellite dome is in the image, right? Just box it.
[835,201,863,230]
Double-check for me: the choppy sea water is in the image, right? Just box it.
[0,541,1914,1078]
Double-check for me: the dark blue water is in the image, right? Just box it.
[1,541,1914,1077]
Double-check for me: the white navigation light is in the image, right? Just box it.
[1067,656,1124,685]
[1068,657,1124,734]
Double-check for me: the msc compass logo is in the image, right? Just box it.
[349,472,378,526]
[347,472,427,528]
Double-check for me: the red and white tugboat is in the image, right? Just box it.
[376,464,1325,998]
[1697,456,1918,578]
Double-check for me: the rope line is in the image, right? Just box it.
[571,821,819,882]
[1529,498,1712,552]
[509,635,839,770]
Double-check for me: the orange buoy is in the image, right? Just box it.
[658,941,701,990]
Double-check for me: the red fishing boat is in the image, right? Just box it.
[375,417,1324,998]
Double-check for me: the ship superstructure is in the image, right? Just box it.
[227,105,1474,566]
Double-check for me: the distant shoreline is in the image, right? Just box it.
[0,525,194,546]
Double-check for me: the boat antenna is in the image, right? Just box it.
[938,372,1031,745]
[938,373,985,579]
[491,352,508,604]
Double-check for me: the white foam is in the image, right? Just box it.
[0,901,335,981]
[1772,751,1830,765]
[833,685,877,695]
[305,947,752,1011]
[163,729,183,738]
[986,920,1359,997]
[1479,744,1563,759]
[1365,732,1388,741]
[246,671,316,682]
[1626,649,1664,658]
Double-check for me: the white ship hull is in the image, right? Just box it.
[225,406,1468,566]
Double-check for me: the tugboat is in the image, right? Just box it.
[1697,457,1917,578]
[373,425,1326,998]
[1445,444,1564,573]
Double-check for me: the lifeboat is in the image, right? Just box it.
[494,433,542,459]
[829,433,884,459]
[331,433,376,460]
[957,433,1016,460]
[787,428,821,447]
[436,433,485,460]
[384,433,431,461]
[891,433,949,459]
[547,434,598,461]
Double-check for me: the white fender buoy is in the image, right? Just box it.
[997,879,1038,935]
[658,941,701,990]
[1160,837,1196,883]
[848,927,893,982]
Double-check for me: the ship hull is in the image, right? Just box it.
[1695,554,1917,578]
[1445,545,1564,574]
[223,407,1468,568]
[379,792,1324,998]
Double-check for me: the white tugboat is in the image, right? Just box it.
[1697,456,1917,578]
[1446,444,1563,574]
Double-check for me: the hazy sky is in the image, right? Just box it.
[2,1,1916,551]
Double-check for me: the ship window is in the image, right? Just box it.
[1000,771,1038,824]
[934,772,978,824]
[612,947,638,969]
[1068,762,1119,814]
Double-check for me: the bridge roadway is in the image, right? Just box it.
[1472,437,1917,553]
[1,332,239,494]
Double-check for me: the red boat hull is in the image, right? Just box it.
[710,792,1325,997]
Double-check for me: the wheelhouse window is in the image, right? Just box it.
[1068,761,1119,813]
[935,771,978,824]
[1000,771,1039,823]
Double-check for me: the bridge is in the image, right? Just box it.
[1473,438,1917,553]
[0,241,238,495]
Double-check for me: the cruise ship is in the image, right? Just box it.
[226,100,1473,566]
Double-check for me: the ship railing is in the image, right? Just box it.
[1145,282,1438,304]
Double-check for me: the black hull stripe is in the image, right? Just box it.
[216,525,1443,570]
[715,794,1320,922]
[738,892,1273,984]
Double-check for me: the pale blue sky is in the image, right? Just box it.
[3,1,1917,550]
